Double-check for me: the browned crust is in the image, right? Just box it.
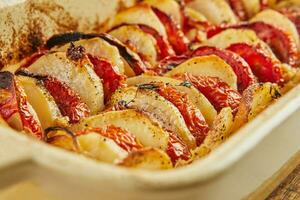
[0,0,134,69]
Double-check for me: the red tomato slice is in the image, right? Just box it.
[207,21,299,66]
[42,76,90,124]
[174,73,242,114]
[88,55,126,101]
[77,126,143,152]
[138,24,175,60]
[227,0,248,21]
[152,7,189,55]
[0,72,43,139]
[154,55,189,75]
[16,80,44,139]
[0,72,19,121]
[21,50,47,69]
[153,82,210,146]
[167,131,191,164]
[192,46,257,91]
[227,43,284,85]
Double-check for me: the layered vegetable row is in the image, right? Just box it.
[1,0,300,170]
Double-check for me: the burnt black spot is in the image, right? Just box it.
[46,32,92,49]
[137,83,159,90]
[0,71,14,90]
[66,42,85,61]
[15,70,47,81]
[179,80,192,88]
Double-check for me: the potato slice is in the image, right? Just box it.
[27,52,104,114]
[103,5,167,38]
[17,75,65,129]
[276,0,300,9]
[142,0,182,26]
[164,55,238,90]
[187,0,237,25]
[0,72,43,139]
[109,86,196,148]
[240,0,260,18]
[204,29,277,59]
[54,37,125,74]
[77,132,128,163]
[71,110,169,150]
[193,107,234,158]
[232,82,281,132]
[184,7,208,22]
[127,74,217,125]
[46,127,128,163]
[119,147,172,170]
[45,127,78,151]
[251,9,300,49]
[109,25,158,66]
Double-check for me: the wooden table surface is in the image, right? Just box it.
[267,164,300,200]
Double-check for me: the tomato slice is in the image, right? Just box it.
[88,55,126,101]
[260,0,268,11]
[98,33,148,75]
[152,7,189,55]
[42,76,90,124]
[0,72,43,139]
[174,73,242,114]
[0,72,19,121]
[153,82,209,146]
[207,22,299,66]
[167,131,191,164]
[137,24,175,60]
[21,50,47,68]
[227,43,284,85]
[192,46,257,91]
[16,80,43,139]
[77,126,143,152]
[227,0,248,21]
[154,55,189,75]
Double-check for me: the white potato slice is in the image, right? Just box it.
[27,52,104,114]
[142,0,182,26]
[54,38,125,74]
[103,5,167,38]
[119,147,172,170]
[17,75,64,129]
[250,9,300,49]
[232,82,281,132]
[77,132,128,163]
[46,127,78,151]
[240,0,260,17]
[109,86,196,148]
[71,110,169,150]
[164,55,238,90]
[109,25,158,65]
[275,0,300,9]
[204,29,277,59]
[187,0,237,25]
[193,107,234,158]
[46,127,128,163]
[184,7,208,22]
[127,74,217,125]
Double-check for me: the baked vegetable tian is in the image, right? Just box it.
[1,0,300,170]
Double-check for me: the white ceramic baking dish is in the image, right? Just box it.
[0,1,300,200]
[0,83,299,200]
